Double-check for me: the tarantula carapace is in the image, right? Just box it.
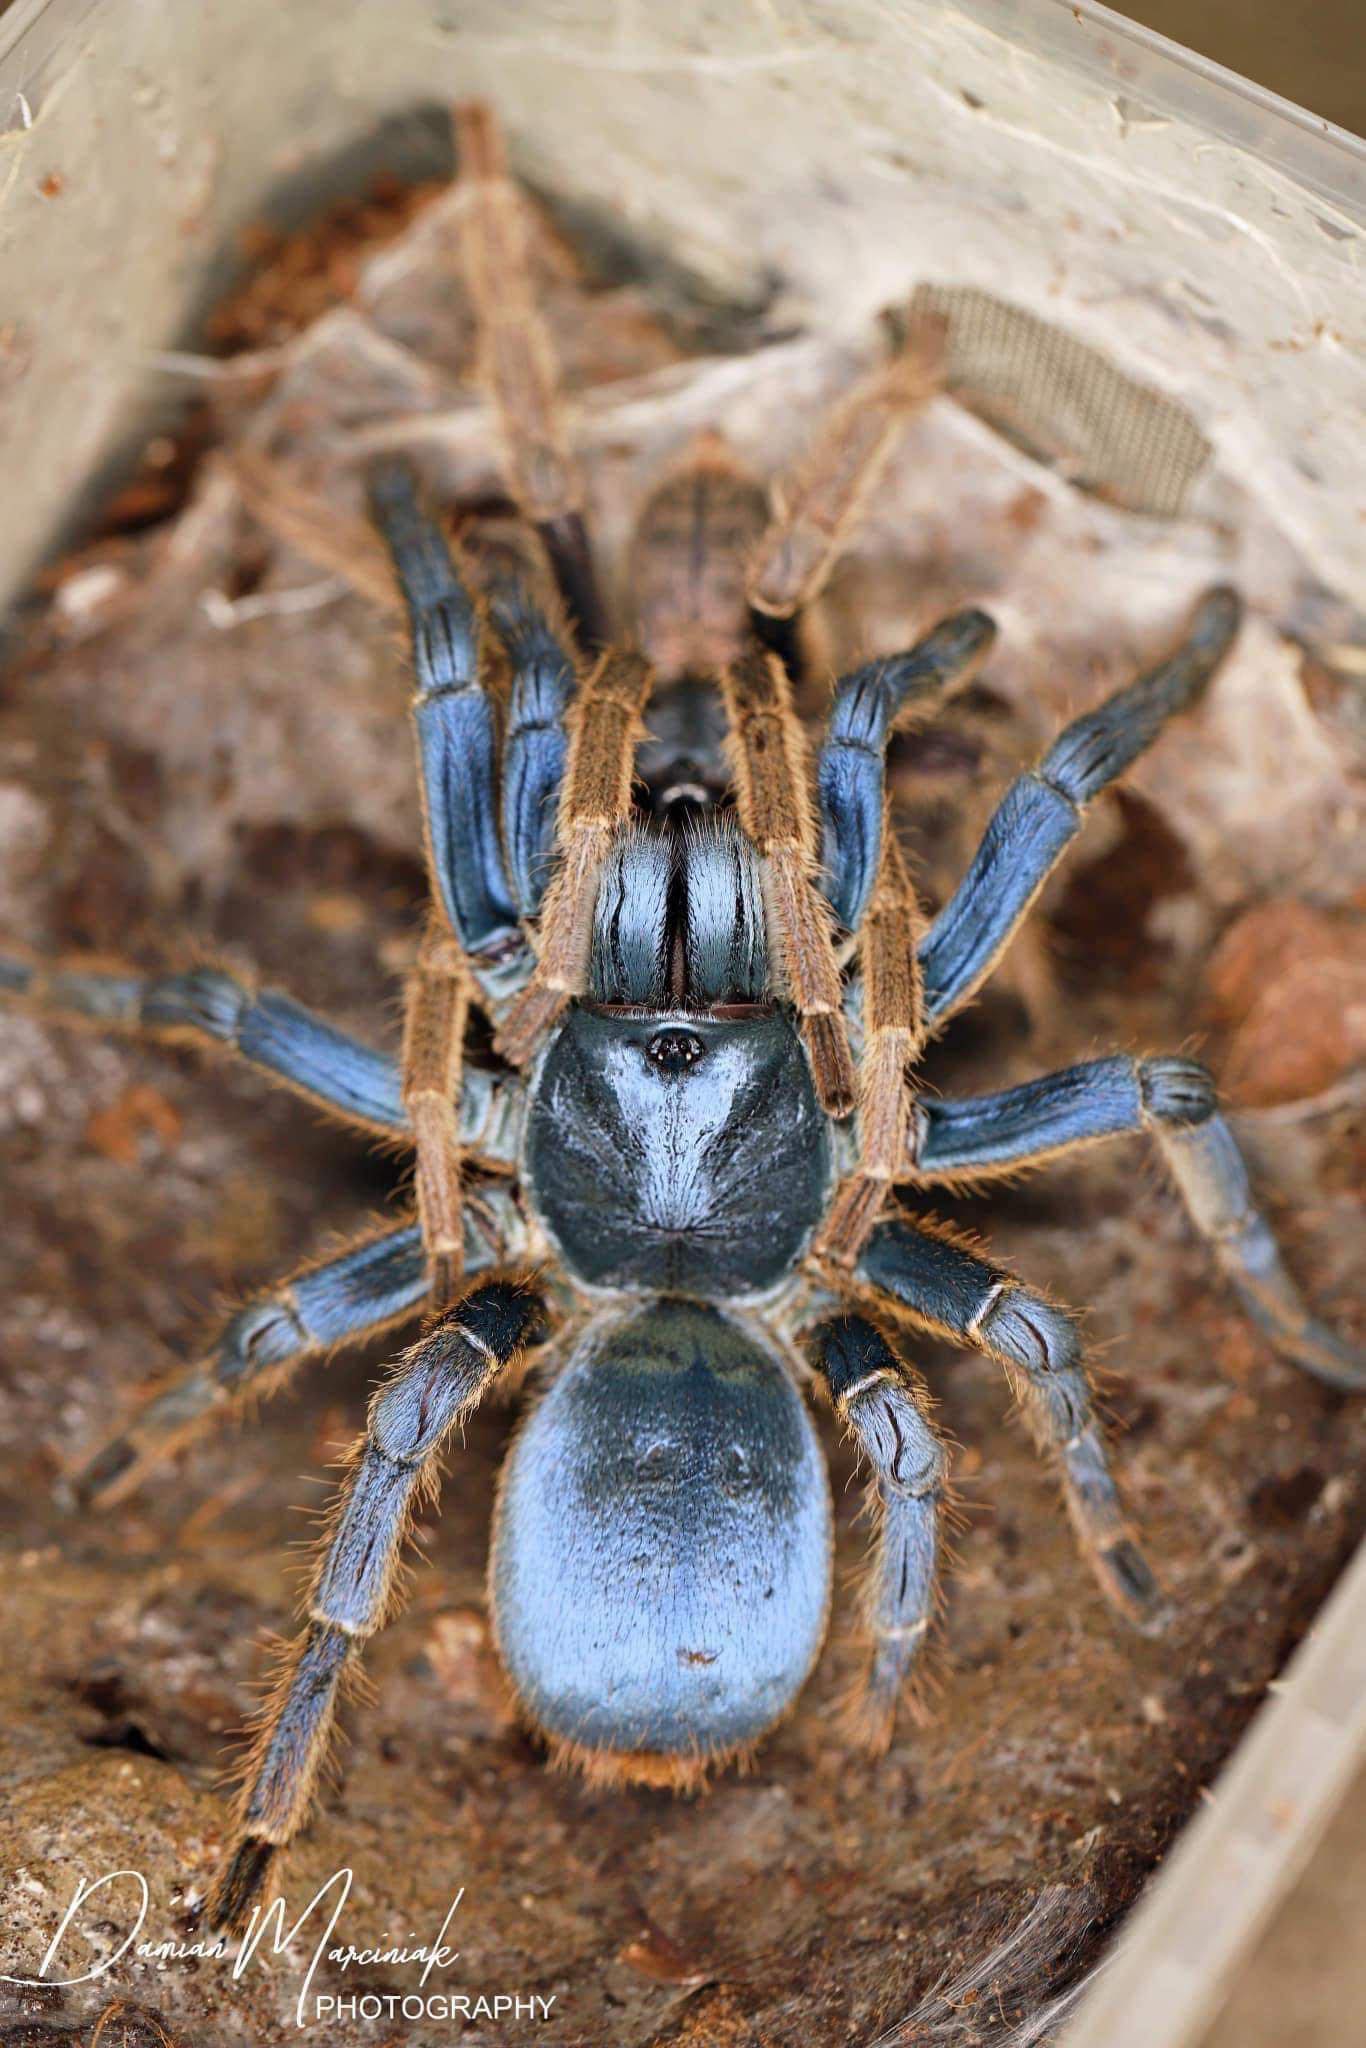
[4,104,1359,1934]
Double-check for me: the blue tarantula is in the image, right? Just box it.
[3,105,1359,1933]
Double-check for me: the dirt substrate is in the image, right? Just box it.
[1,138,1363,2048]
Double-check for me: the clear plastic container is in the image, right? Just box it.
[1,0,1362,615]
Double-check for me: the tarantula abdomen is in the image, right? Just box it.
[490,1300,832,1782]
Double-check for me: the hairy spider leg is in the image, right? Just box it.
[745,315,944,623]
[453,101,607,649]
[851,1218,1166,1630]
[0,953,407,1137]
[810,1313,948,1750]
[0,942,517,1161]
[207,1276,543,1934]
[814,835,925,1263]
[720,648,857,1118]
[226,442,584,937]
[912,1052,1210,1179]
[816,608,998,934]
[228,447,401,613]
[402,922,472,1304]
[79,1193,521,1504]
[368,462,528,987]
[811,612,998,1263]
[918,585,1243,1030]
[80,1220,425,1504]
[495,649,655,1068]
[370,462,535,1299]
[487,574,580,917]
[1158,1111,1365,1390]
[907,1054,1365,1388]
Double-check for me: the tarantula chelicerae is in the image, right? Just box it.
[4,105,1360,1934]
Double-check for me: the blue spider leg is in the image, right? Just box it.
[368,462,531,1003]
[370,459,538,1302]
[487,576,578,918]
[911,1054,1364,1389]
[77,1190,522,1506]
[1,952,406,1135]
[206,1275,542,1933]
[918,586,1243,1028]
[1,946,524,1164]
[1156,1106,1365,1391]
[810,1313,947,1748]
[856,1217,1166,1629]
[817,608,997,933]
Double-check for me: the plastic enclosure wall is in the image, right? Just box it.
[0,0,1362,622]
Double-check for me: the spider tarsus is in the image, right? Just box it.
[75,1436,139,1506]
[1096,1537,1171,1636]
[205,1836,278,1936]
[1253,1304,1366,1393]
[748,600,805,679]
[1190,582,1244,651]
[834,1679,901,1758]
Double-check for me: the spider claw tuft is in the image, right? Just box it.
[1096,1537,1171,1636]
[76,1436,139,1506]
[1266,1314,1366,1393]
[205,1836,278,1936]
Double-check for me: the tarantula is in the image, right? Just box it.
[3,104,1359,1935]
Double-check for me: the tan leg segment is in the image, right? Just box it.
[228,448,402,612]
[453,101,603,643]
[495,649,654,1067]
[747,318,944,620]
[403,923,469,1309]
[721,650,856,1117]
[814,836,925,1262]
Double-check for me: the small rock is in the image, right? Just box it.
[1203,899,1366,1106]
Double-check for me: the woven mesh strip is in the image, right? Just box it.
[909,283,1211,518]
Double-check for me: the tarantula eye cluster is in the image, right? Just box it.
[6,98,1356,1937]
[646,1028,707,1071]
